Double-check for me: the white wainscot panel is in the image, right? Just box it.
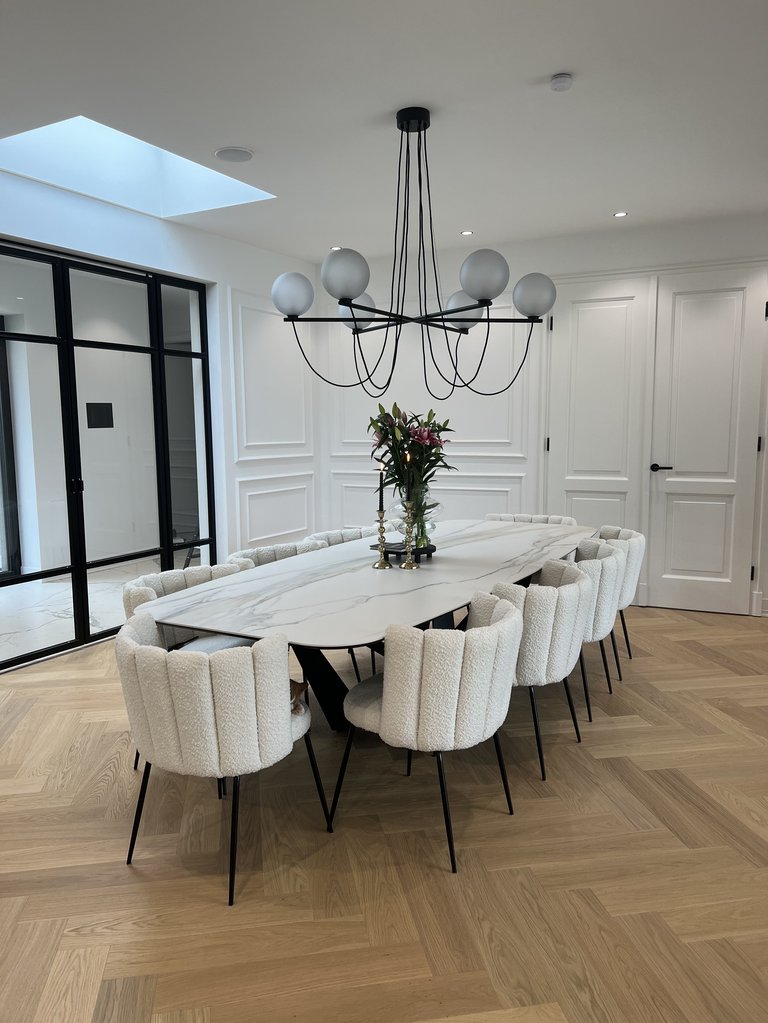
[329,314,535,460]
[330,471,526,527]
[670,292,741,475]
[236,474,314,548]
[666,497,731,577]
[568,301,631,476]
[232,291,312,461]
[566,492,626,530]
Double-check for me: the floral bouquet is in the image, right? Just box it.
[368,403,456,546]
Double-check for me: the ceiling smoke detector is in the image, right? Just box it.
[550,73,573,92]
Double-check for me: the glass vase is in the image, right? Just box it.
[387,484,442,548]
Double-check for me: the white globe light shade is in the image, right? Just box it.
[445,290,483,331]
[338,292,376,330]
[459,248,510,301]
[271,272,314,317]
[512,273,557,317]
[320,247,370,300]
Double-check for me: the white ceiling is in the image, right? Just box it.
[2,0,767,263]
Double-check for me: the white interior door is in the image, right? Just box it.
[647,267,766,613]
[545,276,653,537]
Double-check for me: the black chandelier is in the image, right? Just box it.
[271,106,557,399]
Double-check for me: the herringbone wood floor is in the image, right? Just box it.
[1,607,768,1022]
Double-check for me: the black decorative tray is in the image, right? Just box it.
[370,541,436,562]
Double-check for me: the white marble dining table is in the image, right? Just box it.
[138,518,594,729]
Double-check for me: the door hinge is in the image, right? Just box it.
[765,300,768,320]
[751,565,755,581]
[759,436,763,453]
[548,315,554,331]
[545,437,550,452]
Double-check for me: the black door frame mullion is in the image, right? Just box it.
[54,259,89,646]
[147,275,174,572]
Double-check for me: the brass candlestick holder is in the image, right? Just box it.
[372,509,392,569]
[400,500,419,570]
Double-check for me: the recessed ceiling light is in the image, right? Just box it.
[613,210,628,218]
[330,245,342,251]
[16,296,24,300]
[214,146,254,163]
[460,230,473,236]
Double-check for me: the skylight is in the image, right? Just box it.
[0,116,274,217]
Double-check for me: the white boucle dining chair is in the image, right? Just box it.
[596,525,646,667]
[303,526,383,545]
[485,513,578,526]
[492,560,593,780]
[115,614,330,905]
[123,563,254,775]
[328,592,523,873]
[573,539,627,715]
[226,539,328,569]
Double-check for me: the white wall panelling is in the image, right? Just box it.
[230,290,312,461]
[236,474,314,547]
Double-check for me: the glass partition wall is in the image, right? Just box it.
[0,243,215,668]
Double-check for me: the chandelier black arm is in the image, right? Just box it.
[460,320,537,397]
[290,322,383,389]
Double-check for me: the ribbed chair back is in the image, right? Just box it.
[575,539,627,643]
[598,525,646,610]
[123,563,241,618]
[304,526,380,546]
[226,539,327,569]
[485,513,578,526]
[377,595,522,751]
[492,561,593,686]
[115,614,295,778]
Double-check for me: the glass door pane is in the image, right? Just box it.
[3,340,70,574]
[165,356,209,547]
[75,347,159,560]
[0,253,57,336]
[70,269,150,346]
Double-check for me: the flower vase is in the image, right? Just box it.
[388,485,442,549]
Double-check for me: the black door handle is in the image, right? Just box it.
[650,463,673,472]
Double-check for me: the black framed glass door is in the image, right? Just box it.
[0,242,216,669]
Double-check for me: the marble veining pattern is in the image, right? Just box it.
[138,520,595,649]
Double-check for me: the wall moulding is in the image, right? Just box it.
[235,472,314,549]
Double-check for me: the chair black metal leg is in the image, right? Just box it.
[598,639,613,694]
[492,732,514,815]
[348,648,362,685]
[217,777,223,800]
[127,761,152,864]
[619,608,633,659]
[371,648,376,674]
[562,678,581,743]
[434,751,457,873]
[406,749,413,776]
[528,688,546,781]
[579,650,593,723]
[303,731,331,831]
[610,628,623,681]
[329,726,355,830]
[133,749,140,771]
[228,776,241,906]
[222,777,227,797]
